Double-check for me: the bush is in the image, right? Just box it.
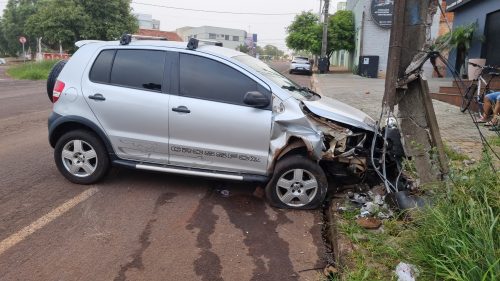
[6,60,59,80]
[406,159,499,280]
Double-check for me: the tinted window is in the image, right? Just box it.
[180,54,262,105]
[110,50,166,91]
[89,50,115,83]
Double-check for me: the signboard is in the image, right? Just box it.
[371,0,394,29]
[446,0,473,12]
[19,36,26,44]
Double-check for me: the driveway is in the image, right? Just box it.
[0,63,327,281]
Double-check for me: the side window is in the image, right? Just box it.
[110,50,166,91]
[89,50,115,83]
[179,54,265,106]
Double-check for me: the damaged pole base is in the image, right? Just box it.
[385,190,426,210]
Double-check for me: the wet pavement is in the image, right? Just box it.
[0,63,327,281]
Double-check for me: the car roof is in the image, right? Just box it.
[76,40,245,59]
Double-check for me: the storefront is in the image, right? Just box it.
[447,0,500,71]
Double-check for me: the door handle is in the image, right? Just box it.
[172,106,190,113]
[88,93,106,101]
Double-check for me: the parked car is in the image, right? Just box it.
[0,58,6,64]
[289,57,312,75]
[47,37,403,209]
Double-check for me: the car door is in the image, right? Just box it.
[82,48,173,164]
[168,52,272,175]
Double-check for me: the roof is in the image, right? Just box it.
[136,29,183,42]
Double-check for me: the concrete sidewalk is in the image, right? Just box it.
[313,73,496,159]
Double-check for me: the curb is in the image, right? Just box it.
[328,198,355,272]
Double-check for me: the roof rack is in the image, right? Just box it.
[187,38,223,50]
[120,34,168,45]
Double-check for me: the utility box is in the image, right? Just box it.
[358,56,379,78]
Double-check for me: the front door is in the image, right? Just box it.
[168,53,272,175]
[82,48,172,163]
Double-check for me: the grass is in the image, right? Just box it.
[334,147,499,281]
[6,60,59,80]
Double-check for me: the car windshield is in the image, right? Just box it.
[234,55,316,100]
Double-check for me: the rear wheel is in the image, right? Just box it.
[46,60,67,102]
[289,69,294,74]
[265,155,327,209]
[54,130,109,184]
[460,85,476,113]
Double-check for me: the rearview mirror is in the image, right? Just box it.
[243,91,270,108]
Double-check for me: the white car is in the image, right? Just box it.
[289,57,312,75]
[0,58,6,65]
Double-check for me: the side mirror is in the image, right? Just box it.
[243,91,270,108]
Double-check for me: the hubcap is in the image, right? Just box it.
[61,139,98,177]
[276,169,318,207]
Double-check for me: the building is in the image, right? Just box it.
[345,0,441,78]
[337,1,347,11]
[136,29,183,41]
[135,13,160,30]
[176,26,249,50]
[446,0,500,73]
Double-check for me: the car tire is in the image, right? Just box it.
[46,60,67,102]
[265,154,328,209]
[289,70,293,74]
[54,130,110,184]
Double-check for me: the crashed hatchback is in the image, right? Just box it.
[47,36,403,209]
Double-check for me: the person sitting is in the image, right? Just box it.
[476,91,499,126]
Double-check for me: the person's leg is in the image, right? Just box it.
[476,95,492,122]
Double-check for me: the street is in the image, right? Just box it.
[0,63,326,281]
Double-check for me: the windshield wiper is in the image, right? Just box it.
[281,85,319,97]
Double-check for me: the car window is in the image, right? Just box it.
[89,50,115,83]
[179,53,263,105]
[110,50,166,91]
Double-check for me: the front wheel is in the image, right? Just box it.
[265,155,328,209]
[460,85,476,113]
[54,130,110,184]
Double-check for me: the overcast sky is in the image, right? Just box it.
[0,0,344,51]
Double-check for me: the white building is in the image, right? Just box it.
[134,13,160,30]
[176,26,249,50]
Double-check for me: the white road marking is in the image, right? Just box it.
[0,187,99,256]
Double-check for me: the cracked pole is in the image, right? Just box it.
[383,0,448,184]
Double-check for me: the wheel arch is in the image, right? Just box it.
[49,115,115,156]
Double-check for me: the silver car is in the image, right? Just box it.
[48,37,402,209]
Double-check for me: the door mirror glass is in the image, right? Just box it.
[243,91,270,108]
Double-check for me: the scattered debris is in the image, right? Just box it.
[356,217,382,229]
[395,262,419,281]
[219,189,230,197]
[252,186,265,198]
[323,264,339,276]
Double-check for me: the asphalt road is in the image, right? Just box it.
[0,62,327,281]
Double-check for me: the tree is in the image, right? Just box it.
[25,0,88,51]
[0,0,40,56]
[328,10,354,53]
[285,11,322,55]
[237,44,250,54]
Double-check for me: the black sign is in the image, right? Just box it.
[371,0,394,29]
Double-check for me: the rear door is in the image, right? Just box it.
[168,52,273,174]
[82,48,174,164]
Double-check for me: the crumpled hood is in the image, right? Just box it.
[302,96,376,131]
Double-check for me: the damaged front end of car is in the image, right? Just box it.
[268,96,405,189]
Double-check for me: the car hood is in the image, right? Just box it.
[302,96,376,131]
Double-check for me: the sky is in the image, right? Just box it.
[0,0,344,51]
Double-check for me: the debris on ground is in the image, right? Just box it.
[395,262,419,281]
[355,217,382,229]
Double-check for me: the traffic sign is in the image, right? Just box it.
[19,36,26,44]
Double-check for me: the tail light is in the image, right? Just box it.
[52,80,65,103]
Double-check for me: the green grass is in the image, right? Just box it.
[6,60,59,80]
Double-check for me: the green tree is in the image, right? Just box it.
[25,0,88,51]
[328,10,354,52]
[285,11,322,55]
[238,44,250,54]
[0,0,39,56]
[77,0,138,40]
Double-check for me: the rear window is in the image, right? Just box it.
[110,50,166,91]
[89,50,115,83]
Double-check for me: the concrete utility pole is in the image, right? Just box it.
[320,0,330,58]
[383,0,448,184]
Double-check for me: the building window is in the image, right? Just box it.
[232,36,239,41]
[209,33,216,39]
[225,35,229,40]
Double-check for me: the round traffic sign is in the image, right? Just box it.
[19,36,26,44]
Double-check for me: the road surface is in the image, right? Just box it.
[0,62,327,281]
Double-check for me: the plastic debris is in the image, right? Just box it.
[395,262,419,281]
[220,189,230,197]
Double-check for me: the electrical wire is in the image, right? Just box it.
[132,1,298,16]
